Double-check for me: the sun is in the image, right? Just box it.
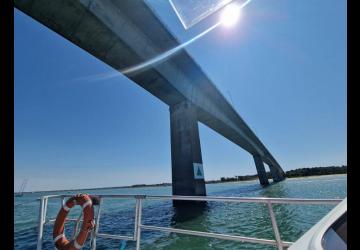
[220,3,242,27]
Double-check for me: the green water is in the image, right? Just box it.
[14,175,346,249]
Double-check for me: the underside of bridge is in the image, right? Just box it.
[14,0,286,198]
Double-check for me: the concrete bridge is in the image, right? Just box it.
[15,0,286,196]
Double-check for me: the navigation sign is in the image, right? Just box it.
[193,163,204,179]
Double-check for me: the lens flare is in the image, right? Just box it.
[220,3,242,27]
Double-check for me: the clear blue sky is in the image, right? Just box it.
[14,0,347,192]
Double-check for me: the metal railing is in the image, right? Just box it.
[36,194,342,250]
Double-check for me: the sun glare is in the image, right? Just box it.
[220,3,242,27]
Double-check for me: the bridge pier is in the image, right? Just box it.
[170,101,206,200]
[268,163,286,182]
[253,155,269,186]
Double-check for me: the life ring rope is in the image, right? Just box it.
[53,233,65,243]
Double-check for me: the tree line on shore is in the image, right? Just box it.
[211,165,347,183]
[127,165,348,186]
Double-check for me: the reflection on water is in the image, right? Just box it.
[172,201,209,223]
[14,175,346,249]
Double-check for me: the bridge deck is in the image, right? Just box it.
[15,0,284,175]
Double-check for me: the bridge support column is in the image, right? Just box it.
[170,101,206,199]
[268,164,286,182]
[253,155,269,186]
[269,164,285,182]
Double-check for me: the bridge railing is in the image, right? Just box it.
[36,194,342,250]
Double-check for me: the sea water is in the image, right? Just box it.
[14,175,347,249]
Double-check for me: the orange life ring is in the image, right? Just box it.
[53,194,95,250]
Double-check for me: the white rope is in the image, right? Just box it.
[82,200,92,209]
[74,240,83,249]
[62,204,70,212]
[53,234,64,243]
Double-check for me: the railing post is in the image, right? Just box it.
[267,201,283,250]
[133,198,139,240]
[43,198,48,223]
[135,198,143,250]
[37,198,45,250]
[91,197,102,250]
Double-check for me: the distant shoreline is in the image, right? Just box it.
[16,166,346,194]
